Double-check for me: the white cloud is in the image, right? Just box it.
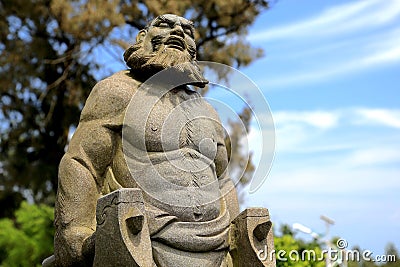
[248,108,400,160]
[273,110,339,129]
[347,147,400,166]
[247,0,400,89]
[248,108,400,167]
[249,0,400,42]
[259,31,400,88]
[251,110,340,153]
[271,108,400,130]
[361,45,400,66]
[354,108,400,128]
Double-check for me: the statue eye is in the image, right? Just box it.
[158,22,170,28]
[183,27,193,37]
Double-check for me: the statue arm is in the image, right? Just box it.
[210,106,240,220]
[215,140,240,219]
[54,77,132,266]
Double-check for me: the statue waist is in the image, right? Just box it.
[147,198,230,253]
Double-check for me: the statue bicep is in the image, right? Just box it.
[67,121,117,178]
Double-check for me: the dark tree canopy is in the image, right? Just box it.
[0,0,268,210]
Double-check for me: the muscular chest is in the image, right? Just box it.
[125,89,218,158]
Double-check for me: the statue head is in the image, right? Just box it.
[124,14,207,86]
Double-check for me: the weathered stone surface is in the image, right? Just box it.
[230,208,276,267]
[93,188,152,266]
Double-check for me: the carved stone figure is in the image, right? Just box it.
[44,14,275,267]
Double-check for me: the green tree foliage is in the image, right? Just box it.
[0,0,268,209]
[274,225,325,267]
[0,202,54,267]
[382,243,400,267]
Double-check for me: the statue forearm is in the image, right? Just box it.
[215,143,240,220]
[54,154,99,266]
[219,173,240,220]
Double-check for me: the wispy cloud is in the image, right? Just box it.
[354,108,400,128]
[249,0,400,42]
[273,110,339,129]
[248,0,400,88]
[249,107,400,156]
[257,28,400,88]
[272,108,400,129]
[347,147,400,166]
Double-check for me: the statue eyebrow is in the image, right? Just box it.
[156,15,194,29]
[156,15,173,25]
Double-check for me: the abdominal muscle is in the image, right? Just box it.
[112,144,222,222]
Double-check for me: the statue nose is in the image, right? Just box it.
[170,24,184,38]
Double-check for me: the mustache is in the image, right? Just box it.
[151,35,196,59]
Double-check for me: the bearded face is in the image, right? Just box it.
[124,14,208,87]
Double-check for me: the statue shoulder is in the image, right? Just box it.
[80,71,140,122]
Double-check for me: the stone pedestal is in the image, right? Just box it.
[44,189,276,266]
[93,188,153,266]
[230,208,276,267]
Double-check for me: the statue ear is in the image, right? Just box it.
[136,29,147,42]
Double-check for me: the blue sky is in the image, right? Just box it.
[237,0,400,257]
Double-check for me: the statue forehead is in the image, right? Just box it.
[149,14,193,27]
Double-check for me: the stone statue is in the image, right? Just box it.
[43,14,275,267]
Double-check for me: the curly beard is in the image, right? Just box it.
[123,38,208,88]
